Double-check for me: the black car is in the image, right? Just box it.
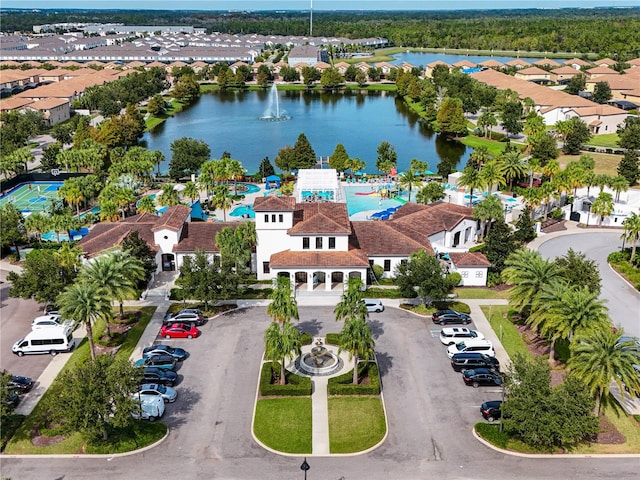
[451,352,501,372]
[142,344,189,361]
[2,389,20,407]
[480,400,503,422]
[462,368,503,388]
[8,375,34,393]
[140,367,178,387]
[432,309,472,325]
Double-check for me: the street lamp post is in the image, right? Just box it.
[300,458,310,480]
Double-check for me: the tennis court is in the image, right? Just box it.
[0,182,63,214]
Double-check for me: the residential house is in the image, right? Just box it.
[504,58,531,69]
[514,66,553,84]
[25,97,71,125]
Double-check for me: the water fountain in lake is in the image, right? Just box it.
[296,338,343,376]
[260,83,291,121]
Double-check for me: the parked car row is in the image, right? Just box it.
[1,374,34,408]
[434,320,504,423]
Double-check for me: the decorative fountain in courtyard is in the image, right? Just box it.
[259,83,291,121]
[296,338,344,376]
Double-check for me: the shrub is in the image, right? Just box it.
[607,251,629,263]
[468,244,486,253]
[372,264,384,281]
[433,300,471,314]
[328,362,381,395]
[300,332,312,345]
[399,303,434,315]
[364,287,406,298]
[325,333,341,345]
[259,362,311,397]
[487,271,502,287]
[549,208,564,220]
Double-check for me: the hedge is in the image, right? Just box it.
[259,362,312,397]
[328,362,381,396]
[300,332,313,345]
[363,287,406,299]
[325,333,342,345]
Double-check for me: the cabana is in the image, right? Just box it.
[293,169,345,204]
[265,175,281,190]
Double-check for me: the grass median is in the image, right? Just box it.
[328,397,386,454]
[253,397,312,454]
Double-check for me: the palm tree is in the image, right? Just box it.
[99,201,119,222]
[542,159,560,181]
[339,318,375,385]
[398,168,421,202]
[479,160,506,195]
[113,187,136,219]
[468,146,491,169]
[591,191,614,226]
[334,277,368,324]
[264,320,302,385]
[502,249,561,313]
[24,212,50,243]
[58,182,84,217]
[570,328,640,415]
[477,110,497,138]
[58,280,112,360]
[211,184,233,221]
[609,175,629,203]
[525,158,541,188]
[621,212,640,261]
[158,183,180,207]
[226,158,245,196]
[538,181,556,221]
[457,166,483,207]
[500,150,527,192]
[182,181,200,205]
[529,283,609,364]
[55,242,83,277]
[521,187,543,218]
[473,195,505,241]
[136,196,156,215]
[266,276,299,325]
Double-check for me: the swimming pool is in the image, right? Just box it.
[236,183,261,195]
[344,186,407,217]
[230,205,255,218]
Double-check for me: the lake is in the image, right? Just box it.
[143,88,469,176]
[390,52,551,67]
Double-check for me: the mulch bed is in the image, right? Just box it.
[592,415,626,444]
[540,219,567,234]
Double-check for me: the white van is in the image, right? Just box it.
[12,325,75,356]
[131,394,165,421]
[447,339,494,359]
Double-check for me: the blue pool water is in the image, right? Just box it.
[343,186,406,216]
[230,205,255,218]
[236,183,261,194]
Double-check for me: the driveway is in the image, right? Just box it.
[537,232,640,338]
[1,306,637,479]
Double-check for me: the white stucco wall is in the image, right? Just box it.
[368,256,405,279]
[454,266,488,286]
[153,227,181,254]
[289,234,349,252]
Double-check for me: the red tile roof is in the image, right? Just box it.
[152,205,191,232]
[270,249,370,268]
[78,221,158,258]
[448,252,490,267]
[289,202,351,235]
[391,202,474,235]
[351,221,434,255]
[172,222,239,253]
[253,195,296,212]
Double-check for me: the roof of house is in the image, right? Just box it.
[505,59,531,67]
[551,66,581,75]
[151,205,191,232]
[533,58,561,67]
[351,221,434,256]
[172,221,238,253]
[563,57,591,67]
[516,66,550,76]
[289,202,351,235]
[269,249,370,268]
[78,216,159,258]
[253,195,296,212]
[26,97,69,110]
[391,201,474,235]
[448,251,491,267]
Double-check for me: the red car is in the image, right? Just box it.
[160,322,200,339]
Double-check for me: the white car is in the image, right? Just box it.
[31,315,74,330]
[439,327,485,345]
[446,339,495,359]
[137,383,178,403]
[131,394,165,421]
[363,299,384,313]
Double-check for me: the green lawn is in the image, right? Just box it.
[460,135,511,158]
[557,152,622,178]
[586,133,620,148]
[253,398,312,454]
[328,397,386,453]
[572,404,640,454]
[480,305,532,360]
[454,287,511,299]
[4,306,160,455]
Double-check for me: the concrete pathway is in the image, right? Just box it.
[311,376,330,456]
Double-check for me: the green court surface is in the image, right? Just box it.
[0,182,63,214]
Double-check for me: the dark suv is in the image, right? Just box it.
[140,367,178,387]
[462,368,503,387]
[451,352,500,372]
[480,400,503,422]
[432,309,471,325]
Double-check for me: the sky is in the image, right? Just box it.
[3,1,639,11]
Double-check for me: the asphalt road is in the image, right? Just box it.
[1,306,637,479]
[0,270,52,381]
[537,232,640,338]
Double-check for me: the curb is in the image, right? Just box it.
[472,426,640,459]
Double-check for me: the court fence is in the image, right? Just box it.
[0,172,89,195]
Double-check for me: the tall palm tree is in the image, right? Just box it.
[570,328,640,415]
[477,110,497,139]
[500,150,527,192]
[529,283,609,363]
[542,159,560,182]
[502,249,561,313]
[621,212,640,261]
[226,158,245,196]
[158,183,181,207]
[264,320,302,385]
[339,317,375,385]
[538,181,556,221]
[457,166,483,207]
[479,160,506,195]
[24,212,50,243]
[334,277,368,324]
[609,175,629,203]
[468,146,491,169]
[211,184,233,221]
[521,187,543,218]
[182,181,200,205]
[525,158,541,188]
[591,191,614,226]
[58,182,84,217]
[398,168,421,202]
[266,276,299,325]
[58,280,112,360]
[99,201,119,222]
[473,194,505,241]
